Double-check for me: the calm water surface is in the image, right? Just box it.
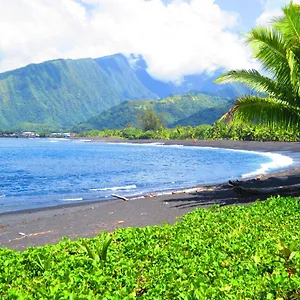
[0,138,293,213]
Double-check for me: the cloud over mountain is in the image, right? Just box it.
[0,0,276,81]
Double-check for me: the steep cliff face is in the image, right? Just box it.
[0,56,155,130]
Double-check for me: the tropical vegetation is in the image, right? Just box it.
[74,93,233,132]
[0,196,299,299]
[137,108,165,131]
[216,2,300,130]
[77,122,300,142]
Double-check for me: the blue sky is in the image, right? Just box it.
[0,0,297,80]
[215,0,264,30]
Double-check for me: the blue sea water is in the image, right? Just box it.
[0,138,294,213]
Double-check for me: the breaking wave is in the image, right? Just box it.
[90,185,137,192]
[242,152,293,178]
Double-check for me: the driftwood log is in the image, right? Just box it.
[111,194,129,201]
[233,183,300,196]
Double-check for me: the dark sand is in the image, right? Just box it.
[0,139,299,251]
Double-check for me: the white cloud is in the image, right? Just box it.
[0,0,257,81]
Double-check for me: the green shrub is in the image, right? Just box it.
[0,196,299,299]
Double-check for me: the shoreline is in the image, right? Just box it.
[0,139,299,250]
[1,138,299,217]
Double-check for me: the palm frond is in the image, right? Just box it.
[230,96,300,130]
[273,3,300,46]
[286,48,300,101]
[215,69,295,103]
[247,27,291,85]
[216,3,300,130]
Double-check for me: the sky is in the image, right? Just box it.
[0,0,298,81]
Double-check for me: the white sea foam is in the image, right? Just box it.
[0,194,5,198]
[242,152,293,178]
[61,197,84,201]
[194,147,294,178]
[147,142,164,145]
[90,185,137,192]
[114,142,165,147]
[46,138,70,143]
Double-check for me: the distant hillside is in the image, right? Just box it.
[0,53,248,131]
[0,57,156,131]
[75,93,234,131]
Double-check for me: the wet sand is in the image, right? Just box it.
[0,139,299,251]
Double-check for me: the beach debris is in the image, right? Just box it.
[0,225,5,229]
[109,212,114,215]
[184,188,199,194]
[228,180,241,187]
[182,187,215,194]
[144,193,156,198]
[202,187,215,192]
[172,190,184,195]
[229,178,262,187]
[116,220,125,225]
[112,194,129,201]
[233,183,300,196]
[10,231,54,242]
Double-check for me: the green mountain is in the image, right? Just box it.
[0,57,156,131]
[75,93,233,131]
[0,53,249,131]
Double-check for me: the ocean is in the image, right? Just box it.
[0,138,294,213]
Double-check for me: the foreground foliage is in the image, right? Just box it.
[0,196,299,299]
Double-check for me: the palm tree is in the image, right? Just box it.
[215,2,300,130]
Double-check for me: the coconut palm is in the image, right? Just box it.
[215,2,300,129]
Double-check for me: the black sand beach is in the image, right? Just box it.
[0,139,299,251]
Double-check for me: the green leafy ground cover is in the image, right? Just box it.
[1,196,299,299]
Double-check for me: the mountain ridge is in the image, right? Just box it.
[0,53,249,131]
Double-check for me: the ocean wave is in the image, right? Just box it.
[60,197,84,201]
[77,139,92,142]
[165,144,184,148]
[197,147,294,178]
[242,152,293,178]
[112,142,165,147]
[90,184,137,192]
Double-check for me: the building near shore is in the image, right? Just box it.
[22,131,37,138]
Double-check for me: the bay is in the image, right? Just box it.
[0,138,293,213]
